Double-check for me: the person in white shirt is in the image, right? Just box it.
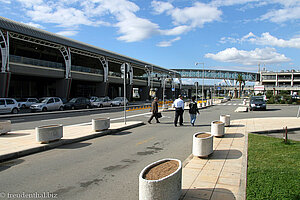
[173,95,184,126]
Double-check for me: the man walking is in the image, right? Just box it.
[173,95,184,126]
[189,96,199,126]
[148,97,160,124]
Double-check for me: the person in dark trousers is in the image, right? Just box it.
[189,96,199,126]
[173,95,184,126]
[148,97,160,124]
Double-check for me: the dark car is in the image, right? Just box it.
[249,96,266,111]
[64,97,92,110]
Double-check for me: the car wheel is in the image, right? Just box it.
[11,108,18,114]
[86,105,90,109]
[100,104,103,108]
[71,106,75,110]
[59,106,64,111]
[42,107,47,112]
[110,104,113,107]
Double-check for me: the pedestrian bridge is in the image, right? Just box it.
[172,69,259,81]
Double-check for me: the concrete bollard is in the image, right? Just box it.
[92,118,110,131]
[139,158,182,200]
[220,115,230,127]
[211,120,225,137]
[192,132,213,158]
[36,124,63,143]
[0,120,11,135]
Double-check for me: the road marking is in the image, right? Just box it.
[233,103,237,105]
[66,112,151,127]
[136,137,155,146]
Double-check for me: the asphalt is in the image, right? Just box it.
[1,100,299,200]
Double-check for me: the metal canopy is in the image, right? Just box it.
[0,16,174,75]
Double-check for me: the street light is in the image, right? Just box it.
[195,62,204,106]
[194,82,198,102]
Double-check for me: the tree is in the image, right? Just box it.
[237,74,245,98]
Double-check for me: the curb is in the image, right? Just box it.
[250,127,300,134]
[0,122,145,162]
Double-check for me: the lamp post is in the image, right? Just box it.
[121,63,129,124]
[195,62,204,106]
[194,82,198,102]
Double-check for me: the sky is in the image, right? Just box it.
[0,0,300,85]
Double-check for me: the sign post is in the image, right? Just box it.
[121,63,127,124]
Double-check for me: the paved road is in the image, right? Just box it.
[0,100,298,200]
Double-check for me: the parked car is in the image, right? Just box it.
[89,96,98,103]
[249,96,266,111]
[111,97,128,106]
[30,97,64,112]
[17,98,38,108]
[0,98,19,114]
[64,97,92,110]
[92,97,112,108]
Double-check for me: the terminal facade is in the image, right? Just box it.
[0,17,181,101]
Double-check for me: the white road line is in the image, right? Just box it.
[233,103,237,105]
[66,112,151,127]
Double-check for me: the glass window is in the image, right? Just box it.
[54,98,60,102]
[6,99,15,104]
[48,98,54,103]
[0,100,5,105]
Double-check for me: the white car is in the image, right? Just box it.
[30,97,64,112]
[111,97,129,106]
[0,98,19,114]
[92,97,113,108]
[17,98,39,108]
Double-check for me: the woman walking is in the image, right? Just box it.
[189,96,199,126]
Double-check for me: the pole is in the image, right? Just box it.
[163,77,165,109]
[202,63,204,105]
[124,68,126,124]
[196,83,198,103]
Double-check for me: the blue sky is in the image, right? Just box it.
[0,0,300,85]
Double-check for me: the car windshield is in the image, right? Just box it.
[69,98,77,103]
[97,98,104,102]
[113,97,122,101]
[39,98,47,103]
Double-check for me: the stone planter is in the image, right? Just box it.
[36,124,63,143]
[220,115,230,127]
[139,158,182,200]
[0,120,11,135]
[193,132,213,158]
[92,118,110,131]
[211,120,225,137]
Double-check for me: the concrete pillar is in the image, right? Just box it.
[0,72,11,97]
[126,85,133,101]
[95,82,108,97]
[188,89,192,98]
[56,78,72,99]
[140,86,150,101]
[156,87,163,99]
[165,88,172,99]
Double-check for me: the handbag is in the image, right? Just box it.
[156,112,162,118]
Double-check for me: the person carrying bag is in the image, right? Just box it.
[189,96,199,126]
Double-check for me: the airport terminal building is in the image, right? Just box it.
[0,17,181,100]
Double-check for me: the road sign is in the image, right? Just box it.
[120,64,125,74]
[217,87,221,90]
[172,88,175,92]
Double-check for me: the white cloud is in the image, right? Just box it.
[0,0,11,3]
[222,32,300,48]
[205,47,291,65]
[261,6,300,23]
[56,30,78,36]
[151,1,173,14]
[156,37,181,47]
[210,0,259,7]
[22,22,45,29]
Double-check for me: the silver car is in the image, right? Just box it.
[111,97,128,106]
[30,97,64,112]
[92,97,112,108]
[0,98,19,114]
[17,98,38,108]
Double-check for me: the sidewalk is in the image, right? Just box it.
[181,117,300,200]
[0,121,144,162]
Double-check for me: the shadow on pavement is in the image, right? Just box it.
[58,142,92,149]
[0,159,24,172]
[229,124,245,127]
[265,108,281,111]
[181,188,236,200]
[111,131,132,136]
[0,133,31,137]
[224,133,244,138]
[209,149,242,160]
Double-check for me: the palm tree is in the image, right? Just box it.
[237,74,245,98]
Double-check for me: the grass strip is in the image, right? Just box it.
[247,133,300,200]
